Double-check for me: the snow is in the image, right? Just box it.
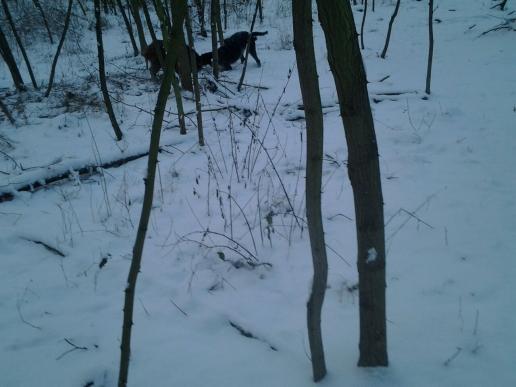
[366,247,377,264]
[1,0,516,386]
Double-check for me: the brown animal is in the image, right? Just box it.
[142,40,202,78]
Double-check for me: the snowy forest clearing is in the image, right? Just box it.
[1,0,515,386]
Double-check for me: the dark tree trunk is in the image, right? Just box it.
[194,0,207,36]
[117,1,187,386]
[380,0,401,59]
[45,0,73,97]
[141,0,165,71]
[214,0,224,46]
[210,0,220,79]
[258,0,263,23]
[94,0,124,141]
[237,0,260,91]
[316,0,388,367]
[360,0,368,49]
[2,0,38,88]
[32,0,54,44]
[186,4,204,145]
[0,24,25,91]
[116,0,139,56]
[425,0,434,95]
[293,0,328,381]
[128,0,148,52]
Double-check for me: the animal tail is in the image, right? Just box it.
[252,31,268,37]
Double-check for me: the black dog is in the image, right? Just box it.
[199,31,268,71]
[143,40,202,78]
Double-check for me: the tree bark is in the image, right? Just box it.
[425,0,434,95]
[237,0,260,91]
[316,0,388,367]
[117,1,186,385]
[186,4,205,145]
[116,0,139,56]
[45,0,73,97]
[94,0,124,141]
[293,0,328,381]
[380,0,401,59]
[0,24,25,91]
[2,0,38,88]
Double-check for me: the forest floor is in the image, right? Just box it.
[1,1,515,386]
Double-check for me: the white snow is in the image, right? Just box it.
[366,247,377,264]
[1,1,515,386]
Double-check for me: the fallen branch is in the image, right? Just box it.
[0,151,151,203]
[22,237,66,257]
[229,320,277,351]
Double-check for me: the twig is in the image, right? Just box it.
[443,347,462,366]
[56,338,89,360]
[169,298,188,317]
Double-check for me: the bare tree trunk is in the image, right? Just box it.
[45,0,73,97]
[293,0,328,381]
[77,0,87,16]
[258,0,263,23]
[32,0,54,44]
[128,0,148,52]
[2,0,38,88]
[186,4,205,146]
[175,12,194,92]
[117,2,187,386]
[425,0,434,95]
[372,0,375,12]
[237,0,260,91]
[194,0,207,36]
[210,0,219,79]
[360,0,368,49]
[316,0,388,367]
[95,0,124,141]
[141,0,165,71]
[223,0,227,30]
[116,0,139,56]
[214,0,224,46]
[380,0,401,59]
[0,24,25,91]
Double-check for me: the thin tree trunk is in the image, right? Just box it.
[128,0,148,52]
[223,0,227,30]
[2,0,38,88]
[117,2,186,386]
[194,0,207,36]
[360,0,368,49]
[95,0,124,141]
[372,0,375,12]
[0,24,25,91]
[116,0,139,56]
[316,0,388,367]
[258,0,263,23]
[210,0,219,79]
[32,0,54,44]
[380,0,401,59]
[215,0,224,46]
[77,0,87,16]
[45,0,73,97]
[141,0,165,71]
[237,0,260,92]
[186,4,204,145]
[293,0,328,381]
[425,0,434,95]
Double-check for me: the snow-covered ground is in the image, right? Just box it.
[1,0,515,386]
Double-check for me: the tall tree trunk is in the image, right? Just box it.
[186,4,204,145]
[293,0,328,381]
[116,0,139,56]
[316,0,388,367]
[210,0,220,79]
[128,0,148,52]
[95,0,124,141]
[141,0,165,71]
[214,0,224,45]
[32,0,54,44]
[425,0,434,95]
[194,0,207,36]
[380,0,401,59]
[117,1,187,386]
[237,0,260,91]
[2,0,38,88]
[0,24,25,91]
[258,0,263,23]
[45,0,73,97]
